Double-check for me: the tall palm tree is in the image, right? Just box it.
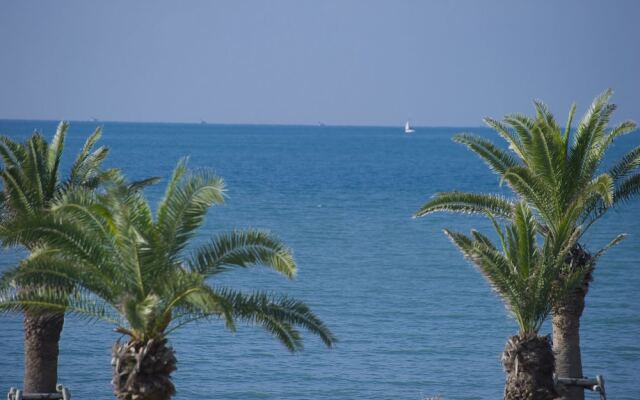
[0,122,113,393]
[0,160,335,400]
[445,202,617,400]
[415,90,638,400]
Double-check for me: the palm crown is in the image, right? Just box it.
[1,159,335,351]
[445,202,584,334]
[416,89,638,253]
[0,122,113,239]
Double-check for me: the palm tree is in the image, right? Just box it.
[0,122,113,393]
[0,160,335,400]
[445,202,615,400]
[417,89,638,397]
[415,90,638,400]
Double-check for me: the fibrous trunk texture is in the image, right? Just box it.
[502,333,557,400]
[23,311,65,393]
[552,244,592,400]
[112,337,177,400]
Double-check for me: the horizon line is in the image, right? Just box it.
[0,117,487,130]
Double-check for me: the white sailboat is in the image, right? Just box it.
[404,121,415,134]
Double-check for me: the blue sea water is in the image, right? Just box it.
[0,120,638,400]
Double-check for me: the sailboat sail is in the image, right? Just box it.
[404,121,415,133]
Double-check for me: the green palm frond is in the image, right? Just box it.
[69,126,103,182]
[453,133,520,175]
[503,113,535,152]
[0,285,121,325]
[157,159,226,256]
[609,146,640,181]
[69,146,109,187]
[584,173,614,207]
[562,102,577,151]
[566,90,613,191]
[46,122,68,194]
[501,166,555,222]
[26,134,48,206]
[213,287,336,351]
[598,120,637,160]
[128,176,162,191]
[613,173,640,205]
[414,192,515,218]
[0,167,35,217]
[483,117,526,160]
[526,121,564,189]
[0,136,28,169]
[188,230,296,278]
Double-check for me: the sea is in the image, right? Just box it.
[0,120,638,400]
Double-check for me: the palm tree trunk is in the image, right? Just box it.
[23,311,65,393]
[502,333,557,400]
[552,283,588,400]
[112,337,177,400]
[552,246,592,400]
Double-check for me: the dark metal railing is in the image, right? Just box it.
[556,375,606,400]
[7,384,70,400]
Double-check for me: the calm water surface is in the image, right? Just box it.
[0,121,638,399]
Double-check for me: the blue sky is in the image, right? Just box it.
[1,0,638,126]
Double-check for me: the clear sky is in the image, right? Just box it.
[1,0,638,126]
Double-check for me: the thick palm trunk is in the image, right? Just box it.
[502,333,557,400]
[112,337,177,400]
[552,245,592,400]
[23,311,65,393]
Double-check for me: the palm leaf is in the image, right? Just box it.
[46,121,68,194]
[157,163,225,257]
[414,192,514,218]
[189,230,296,278]
[214,287,336,351]
[453,133,520,175]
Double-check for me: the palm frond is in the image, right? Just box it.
[503,113,535,152]
[70,126,103,182]
[609,145,640,181]
[613,173,640,205]
[501,166,555,222]
[0,168,35,217]
[591,234,626,263]
[214,287,336,351]
[414,192,514,218]
[157,162,225,257]
[129,176,162,191]
[599,120,637,158]
[0,136,27,169]
[453,133,520,175]
[483,117,526,160]
[0,285,121,325]
[562,102,577,147]
[26,134,48,206]
[189,230,296,278]
[46,121,68,195]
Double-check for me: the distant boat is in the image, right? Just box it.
[404,121,415,134]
